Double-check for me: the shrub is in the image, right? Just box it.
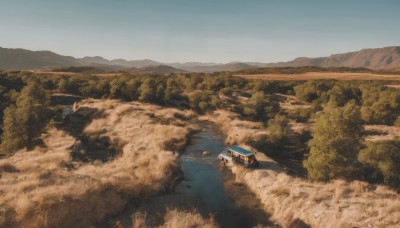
[242,91,280,121]
[304,102,363,181]
[359,139,400,188]
[267,114,290,147]
[0,82,50,154]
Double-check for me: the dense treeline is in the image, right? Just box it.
[294,80,400,126]
[0,70,399,188]
[295,80,399,187]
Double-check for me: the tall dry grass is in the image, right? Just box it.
[131,209,217,228]
[0,100,196,227]
[198,110,267,147]
[205,110,400,227]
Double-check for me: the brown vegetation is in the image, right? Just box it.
[365,125,400,141]
[131,209,217,228]
[237,72,400,81]
[0,100,196,227]
[198,110,267,147]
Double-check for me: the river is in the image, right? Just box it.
[175,122,272,228]
[108,122,274,228]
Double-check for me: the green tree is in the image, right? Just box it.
[243,91,279,121]
[0,82,50,154]
[243,91,268,120]
[267,114,290,147]
[0,105,25,154]
[139,78,156,102]
[359,139,400,187]
[304,102,363,181]
[163,78,181,104]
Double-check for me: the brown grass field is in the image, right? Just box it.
[0,99,215,228]
[237,72,400,80]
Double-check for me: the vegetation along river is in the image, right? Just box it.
[175,122,273,228]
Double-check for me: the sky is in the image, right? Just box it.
[0,0,399,63]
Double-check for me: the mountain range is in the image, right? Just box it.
[0,46,399,73]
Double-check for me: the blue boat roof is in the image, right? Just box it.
[229,145,253,156]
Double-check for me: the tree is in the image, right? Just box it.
[267,114,290,147]
[359,139,400,187]
[163,78,181,104]
[243,91,268,120]
[139,78,156,102]
[0,105,25,154]
[304,102,363,181]
[243,91,279,121]
[0,82,50,154]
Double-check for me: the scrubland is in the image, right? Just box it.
[237,72,400,81]
[0,99,208,227]
[204,109,400,227]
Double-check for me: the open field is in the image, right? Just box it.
[387,84,400,89]
[0,99,204,227]
[237,72,400,80]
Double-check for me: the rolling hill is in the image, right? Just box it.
[266,46,400,70]
[0,47,81,70]
[127,65,187,74]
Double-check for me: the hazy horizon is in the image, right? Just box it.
[0,0,399,63]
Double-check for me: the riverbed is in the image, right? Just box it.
[176,123,271,227]
[109,122,273,228]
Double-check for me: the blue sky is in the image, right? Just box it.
[0,0,399,63]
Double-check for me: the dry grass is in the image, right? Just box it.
[161,209,217,228]
[0,100,196,227]
[386,84,400,89]
[131,209,217,228]
[198,110,267,147]
[276,93,311,112]
[236,72,400,81]
[206,111,400,227]
[364,125,400,141]
[229,148,400,227]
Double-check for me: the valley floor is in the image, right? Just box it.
[1,99,399,227]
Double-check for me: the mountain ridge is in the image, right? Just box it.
[266,46,400,70]
[1,46,399,72]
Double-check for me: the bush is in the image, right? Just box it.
[267,114,290,147]
[242,91,280,121]
[290,108,313,122]
[139,78,156,102]
[0,82,50,154]
[304,102,363,181]
[360,85,400,125]
[359,139,400,188]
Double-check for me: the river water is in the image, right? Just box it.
[176,123,272,228]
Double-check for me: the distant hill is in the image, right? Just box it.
[128,65,187,74]
[80,56,160,68]
[0,47,81,70]
[182,63,254,73]
[266,46,400,70]
[50,66,105,74]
